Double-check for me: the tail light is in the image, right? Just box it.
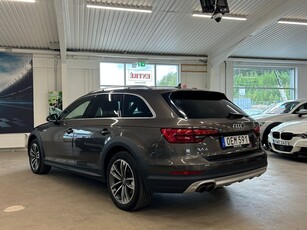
[161,128,219,143]
[253,125,260,136]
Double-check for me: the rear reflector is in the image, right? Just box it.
[161,128,218,143]
[170,171,203,175]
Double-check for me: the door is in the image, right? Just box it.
[44,95,95,166]
[73,93,122,173]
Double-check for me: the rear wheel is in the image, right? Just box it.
[107,151,151,211]
[28,139,51,174]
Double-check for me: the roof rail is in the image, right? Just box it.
[88,85,180,94]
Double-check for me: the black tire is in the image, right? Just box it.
[28,139,51,174]
[262,123,281,148]
[106,151,152,211]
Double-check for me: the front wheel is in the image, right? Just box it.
[107,152,151,211]
[28,139,51,174]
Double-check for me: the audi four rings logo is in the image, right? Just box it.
[233,124,244,130]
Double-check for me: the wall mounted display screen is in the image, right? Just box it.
[0,52,34,133]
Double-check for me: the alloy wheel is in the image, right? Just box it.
[29,143,40,171]
[109,159,135,205]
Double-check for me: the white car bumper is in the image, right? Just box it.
[268,134,307,156]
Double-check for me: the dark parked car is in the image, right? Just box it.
[28,87,267,211]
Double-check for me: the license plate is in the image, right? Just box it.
[272,139,289,146]
[222,135,250,148]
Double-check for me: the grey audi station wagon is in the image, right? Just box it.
[28,87,267,211]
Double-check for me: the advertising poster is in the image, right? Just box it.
[48,91,62,116]
[0,52,33,134]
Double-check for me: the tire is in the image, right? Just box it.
[28,139,51,174]
[262,123,281,148]
[107,151,152,211]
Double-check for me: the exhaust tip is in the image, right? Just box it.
[196,183,216,193]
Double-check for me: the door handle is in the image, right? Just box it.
[101,128,110,135]
[66,128,73,134]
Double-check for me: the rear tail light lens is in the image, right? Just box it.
[161,128,218,143]
[253,125,260,135]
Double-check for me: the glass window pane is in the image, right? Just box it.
[233,66,295,116]
[60,96,93,120]
[156,65,179,87]
[126,64,155,86]
[100,63,124,86]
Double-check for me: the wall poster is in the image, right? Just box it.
[0,52,33,134]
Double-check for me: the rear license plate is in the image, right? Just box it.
[272,139,289,146]
[221,135,250,148]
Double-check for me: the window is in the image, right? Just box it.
[164,91,245,119]
[60,96,94,120]
[100,63,125,86]
[233,66,295,115]
[156,65,179,87]
[122,94,153,117]
[91,94,121,118]
[100,62,179,88]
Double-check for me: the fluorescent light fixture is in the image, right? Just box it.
[278,19,307,26]
[87,4,152,13]
[192,13,247,21]
[3,0,35,2]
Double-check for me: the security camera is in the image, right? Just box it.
[212,12,223,22]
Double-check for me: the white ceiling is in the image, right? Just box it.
[0,0,307,64]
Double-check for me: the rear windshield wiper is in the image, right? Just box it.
[227,112,248,119]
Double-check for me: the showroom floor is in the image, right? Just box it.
[0,149,306,230]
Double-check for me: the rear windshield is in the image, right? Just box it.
[163,91,247,119]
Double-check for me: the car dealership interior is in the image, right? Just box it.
[1,0,307,229]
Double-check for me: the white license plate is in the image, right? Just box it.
[222,135,250,148]
[272,139,289,146]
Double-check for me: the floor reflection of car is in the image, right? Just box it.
[268,118,307,158]
[252,99,307,147]
[27,87,267,211]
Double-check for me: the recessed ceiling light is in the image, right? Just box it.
[278,19,307,26]
[192,13,247,21]
[86,4,152,13]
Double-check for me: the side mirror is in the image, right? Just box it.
[46,113,59,122]
[298,109,307,117]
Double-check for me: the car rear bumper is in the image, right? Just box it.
[184,166,266,193]
[145,152,267,193]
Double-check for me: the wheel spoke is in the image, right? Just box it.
[110,165,122,181]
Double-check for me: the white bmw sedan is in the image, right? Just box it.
[268,118,307,157]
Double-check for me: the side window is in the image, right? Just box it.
[91,94,121,118]
[60,96,94,120]
[294,103,307,114]
[123,95,153,117]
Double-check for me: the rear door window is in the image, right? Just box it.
[122,94,153,117]
[164,91,247,119]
